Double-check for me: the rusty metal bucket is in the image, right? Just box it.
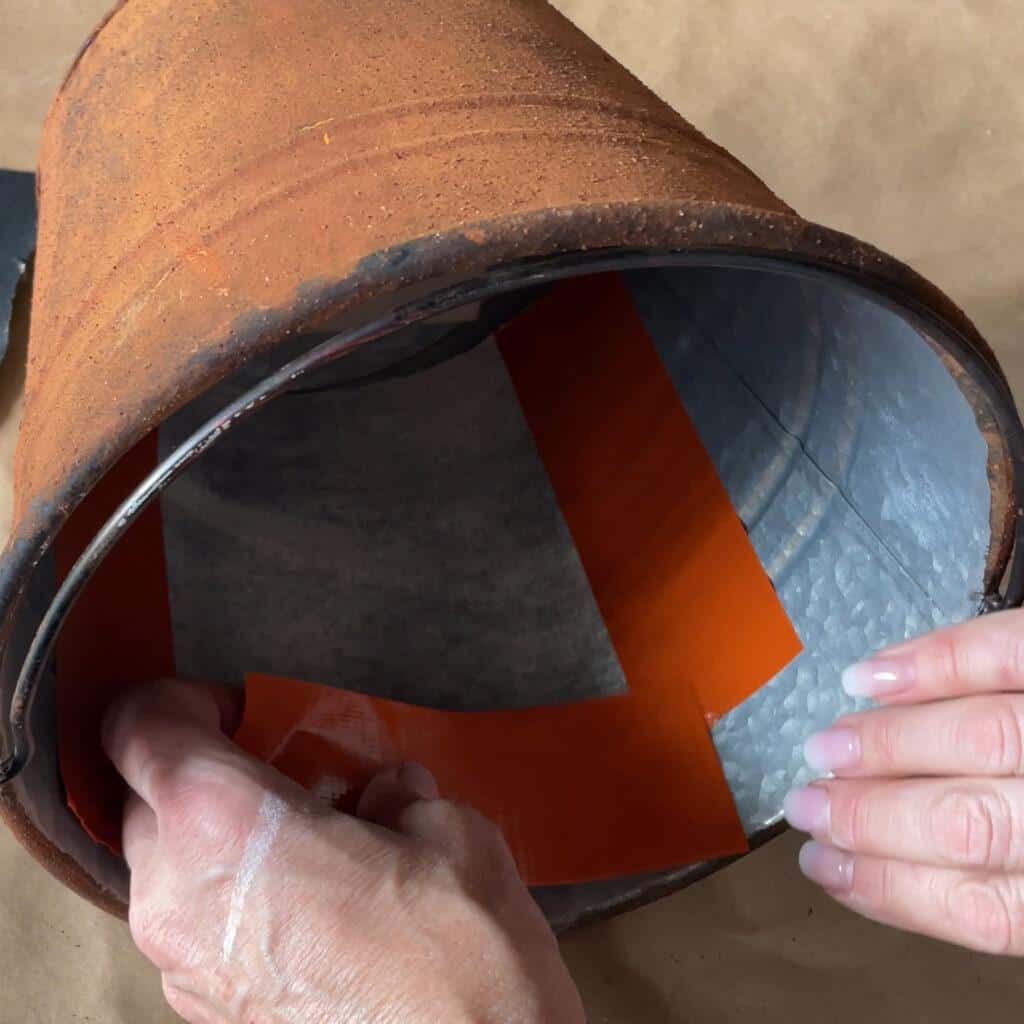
[2,0,1022,929]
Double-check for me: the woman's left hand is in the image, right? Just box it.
[785,608,1024,954]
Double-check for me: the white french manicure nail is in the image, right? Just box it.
[841,657,914,698]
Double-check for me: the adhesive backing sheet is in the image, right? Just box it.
[55,274,801,883]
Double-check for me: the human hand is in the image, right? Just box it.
[785,609,1024,954]
[102,680,584,1023]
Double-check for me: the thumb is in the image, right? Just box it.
[101,679,245,812]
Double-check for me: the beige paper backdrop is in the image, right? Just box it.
[1,1,1023,1020]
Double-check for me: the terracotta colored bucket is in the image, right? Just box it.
[1,0,1022,930]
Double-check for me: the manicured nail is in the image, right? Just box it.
[783,785,830,834]
[841,657,915,698]
[804,727,860,774]
[798,841,855,893]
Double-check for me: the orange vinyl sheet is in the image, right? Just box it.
[239,672,748,885]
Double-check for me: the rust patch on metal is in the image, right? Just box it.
[17,0,789,514]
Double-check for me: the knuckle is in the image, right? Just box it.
[129,904,190,969]
[831,787,871,851]
[846,855,897,910]
[403,846,463,907]
[162,978,219,1024]
[869,716,903,772]
[451,804,508,864]
[953,701,1024,776]
[398,840,448,884]
[925,630,964,691]
[160,772,261,858]
[399,799,471,868]
[945,878,1019,955]
[410,798,464,838]
[931,788,1014,869]
[161,779,221,833]
[414,799,485,846]
[135,750,181,810]
[160,980,196,1022]
[876,857,899,908]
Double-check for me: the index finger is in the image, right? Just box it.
[843,609,1024,704]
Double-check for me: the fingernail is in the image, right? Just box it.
[798,841,855,893]
[783,785,830,834]
[841,657,915,698]
[804,727,860,774]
